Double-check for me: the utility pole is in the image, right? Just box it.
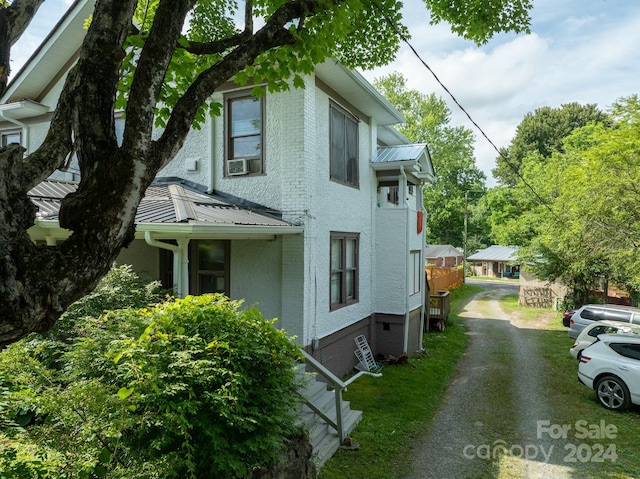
[463,189,484,283]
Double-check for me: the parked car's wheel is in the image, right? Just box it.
[595,375,631,411]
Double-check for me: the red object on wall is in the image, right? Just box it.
[417,210,424,234]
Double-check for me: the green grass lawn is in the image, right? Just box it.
[319,289,640,479]
[318,284,480,479]
[533,335,640,478]
[498,294,640,479]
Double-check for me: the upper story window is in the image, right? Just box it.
[225,91,264,177]
[330,103,358,187]
[1,130,22,147]
[410,250,421,295]
[330,232,359,310]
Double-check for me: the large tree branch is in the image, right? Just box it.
[183,0,253,55]
[5,0,44,44]
[122,0,195,162]
[71,0,137,167]
[17,69,77,189]
[183,29,252,56]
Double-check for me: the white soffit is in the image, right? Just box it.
[3,0,94,104]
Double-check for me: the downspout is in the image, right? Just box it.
[207,112,215,193]
[0,111,29,152]
[144,231,190,297]
[400,166,410,354]
[176,238,190,297]
[419,184,427,349]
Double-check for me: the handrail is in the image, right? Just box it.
[299,350,346,444]
[299,350,382,444]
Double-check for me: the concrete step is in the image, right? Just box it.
[310,408,363,468]
[296,370,363,469]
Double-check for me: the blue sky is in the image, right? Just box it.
[12,0,640,185]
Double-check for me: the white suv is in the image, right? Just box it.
[567,304,640,339]
[570,320,640,360]
[578,334,640,411]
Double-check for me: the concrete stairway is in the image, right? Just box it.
[296,364,363,468]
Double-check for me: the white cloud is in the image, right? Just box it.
[364,0,640,186]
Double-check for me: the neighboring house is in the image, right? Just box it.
[466,245,520,278]
[6,0,436,378]
[425,244,463,268]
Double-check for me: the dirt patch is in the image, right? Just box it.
[509,309,558,330]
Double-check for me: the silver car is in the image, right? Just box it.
[570,320,640,360]
[567,304,640,339]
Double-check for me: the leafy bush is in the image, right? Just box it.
[0,268,303,478]
[48,263,167,342]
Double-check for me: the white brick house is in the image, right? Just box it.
[5,0,435,377]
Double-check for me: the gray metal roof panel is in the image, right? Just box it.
[28,179,78,199]
[467,245,519,262]
[372,144,428,164]
[29,179,295,229]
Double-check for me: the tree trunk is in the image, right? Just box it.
[0,0,307,348]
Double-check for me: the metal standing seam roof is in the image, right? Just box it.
[29,179,78,220]
[372,144,429,164]
[466,245,519,262]
[28,179,295,228]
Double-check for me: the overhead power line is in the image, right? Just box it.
[367,0,559,220]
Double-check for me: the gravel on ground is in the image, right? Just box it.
[407,280,579,479]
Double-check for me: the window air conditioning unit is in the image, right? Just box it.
[227,158,248,176]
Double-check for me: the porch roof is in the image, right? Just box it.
[371,143,435,183]
[28,178,303,239]
[466,245,519,262]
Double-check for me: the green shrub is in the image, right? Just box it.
[1,270,302,478]
[49,263,167,342]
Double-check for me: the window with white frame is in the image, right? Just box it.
[330,102,358,187]
[330,232,359,309]
[224,91,264,176]
[410,250,421,295]
[1,130,21,147]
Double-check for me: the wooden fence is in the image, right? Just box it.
[426,266,464,292]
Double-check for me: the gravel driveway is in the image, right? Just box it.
[407,280,579,479]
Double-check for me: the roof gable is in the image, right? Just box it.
[371,143,436,183]
[4,0,93,105]
[425,244,462,258]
